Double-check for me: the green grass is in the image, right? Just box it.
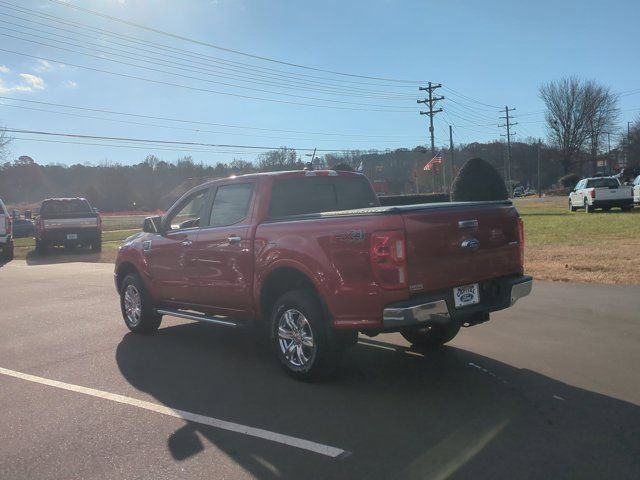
[514,197,640,247]
[102,215,147,231]
[13,228,140,249]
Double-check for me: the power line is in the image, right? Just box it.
[441,86,502,109]
[9,136,273,155]
[0,13,418,100]
[0,48,415,113]
[0,33,416,110]
[0,1,423,90]
[0,96,421,138]
[45,0,428,84]
[2,127,381,152]
[0,103,425,145]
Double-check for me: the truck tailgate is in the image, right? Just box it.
[593,186,633,200]
[43,216,98,230]
[401,202,522,292]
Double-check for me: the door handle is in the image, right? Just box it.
[227,235,241,245]
[181,240,193,247]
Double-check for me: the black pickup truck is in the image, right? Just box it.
[35,198,102,253]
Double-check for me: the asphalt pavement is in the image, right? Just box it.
[0,259,639,479]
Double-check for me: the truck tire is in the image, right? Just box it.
[35,239,47,255]
[584,199,592,213]
[270,289,342,381]
[401,321,461,348]
[119,273,162,333]
[91,239,102,252]
[1,242,13,261]
[568,200,576,212]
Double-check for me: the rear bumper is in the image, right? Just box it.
[593,199,633,208]
[40,228,100,244]
[382,275,533,329]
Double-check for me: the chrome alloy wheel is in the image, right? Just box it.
[277,309,316,368]
[124,284,142,327]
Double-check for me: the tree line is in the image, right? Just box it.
[0,139,568,211]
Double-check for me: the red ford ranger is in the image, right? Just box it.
[115,170,532,379]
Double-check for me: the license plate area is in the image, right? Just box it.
[453,283,480,308]
[66,233,78,240]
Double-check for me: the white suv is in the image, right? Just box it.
[633,175,640,205]
[569,177,634,213]
[0,198,14,260]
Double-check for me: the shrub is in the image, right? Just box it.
[559,173,580,189]
[451,157,508,201]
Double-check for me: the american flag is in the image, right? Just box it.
[424,152,443,171]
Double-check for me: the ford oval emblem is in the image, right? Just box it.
[460,292,474,302]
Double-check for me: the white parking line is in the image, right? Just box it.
[0,366,348,458]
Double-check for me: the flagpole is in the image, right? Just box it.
[442,151,446,194]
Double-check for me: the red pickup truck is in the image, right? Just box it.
[115,170,531,379]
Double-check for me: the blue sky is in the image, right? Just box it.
[0,0,638,166]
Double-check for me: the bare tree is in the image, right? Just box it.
[539,77,618,173]
[257,147,298,171]
[229,158,253,174]
[583,81,619,157]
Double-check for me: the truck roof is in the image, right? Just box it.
[41,197,89,203]
[196,169,364,187]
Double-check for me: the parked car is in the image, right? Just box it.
[568,176,634,213]
[115,170,532,380]
[0,198,14,260]
[11,218,35,238]
[513,186,525,198]
[633,175,640,205]
[35,198,102,253]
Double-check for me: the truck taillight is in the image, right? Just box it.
[517,217,525,268]
[370,230,407,290]
[5,216,11,236]
[590,189,596,199]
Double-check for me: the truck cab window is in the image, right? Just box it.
[209,183,253,227]
[167,189,209,231]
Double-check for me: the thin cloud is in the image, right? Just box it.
[33,59,53,73]
[0,79,32,94]
[19,74,46,90]
[0,69,44,93]
[62,80,78,89]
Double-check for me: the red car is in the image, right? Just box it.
[115,170,531,380]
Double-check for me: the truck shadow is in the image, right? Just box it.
[115,323,640,480]
[24,248,103,265]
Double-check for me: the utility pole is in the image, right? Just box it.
[417,82,443,193]
[449,125,454,198]
[499,106,517,197]
[537,139,541,198]
[626,121,632,168]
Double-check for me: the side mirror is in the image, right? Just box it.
[142,215,162,234]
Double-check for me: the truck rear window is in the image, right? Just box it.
[586,178,619,188]
[41,199,92,215]
[269,176,378,218]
